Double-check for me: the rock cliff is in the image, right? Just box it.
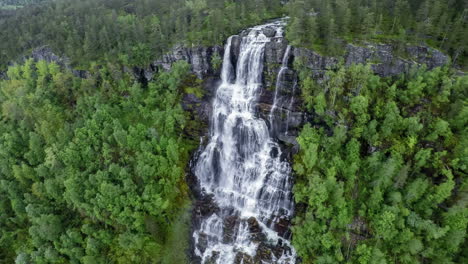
[4,38,449,148]
[26,46,90,78]
[166,38,449,152]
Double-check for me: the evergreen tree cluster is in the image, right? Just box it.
[0,0,47,5]
[0,0,283,70]
[286,0,468,68]
[0,59,200,263]
[292,61,468,263]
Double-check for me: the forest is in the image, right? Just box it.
[0,0,467,263]
[292,62,467,263]
[0,59,203,263]
[0,0,283,69]
[285,0,467,68]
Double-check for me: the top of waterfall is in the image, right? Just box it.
[239,18,288,42]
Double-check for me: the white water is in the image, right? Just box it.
[269,45,292,136]
[193,20,296,264]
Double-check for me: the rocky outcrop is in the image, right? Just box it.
[30,46,70,67]
[293,43,449,79]
[177,36,452,171]
[346,44,449,77]
[292,47,338,78]
[27,46,89,78]
[136,45,224,81]
[181,77,220,128]
[139,39,449,85]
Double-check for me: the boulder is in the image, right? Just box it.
[262,26,277,38]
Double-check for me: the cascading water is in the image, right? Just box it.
[193,20,296,264]
[269,44,292,136]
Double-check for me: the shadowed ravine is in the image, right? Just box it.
[192,20,297,264]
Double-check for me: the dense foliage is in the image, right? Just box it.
[0,0,47,6]
[0,0,283,69]
[286,0,468,68]
[0,1,467,263]
[0,59,198,263]
[292,62,468,263]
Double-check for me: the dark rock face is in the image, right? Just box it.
[182,77,220,128]
[223,215,241,243]
[247,217,267,242]
[264,40,289,88]
[21,46,90,79]
[345,44,448,77]
[30,46,70,67]
[293,47,339,70]
[291,43,449,79]
[230,35,242,66]
[138,45,224,81]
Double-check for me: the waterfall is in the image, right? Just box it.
[269,45,291,136]
[193,20,296,264]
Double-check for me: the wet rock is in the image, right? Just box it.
[254,243,273,263]
[181,76,219,139]
[272,216,292,238]
[275,69,296,96]
[206,251,220,264]
[285,111,303,128]
[265,41,288,65]
[234,252,254,264]
[196,232,209,255]
[271,240,294,261]
[278,134,298,146]
[257,102,273,114]
[264,40,288,88]
[262,26,277,38]
[247,217,266,242]
[223,215,240,243]
[194,195,220,218]
[230,35,242,59]
[219,34,241,83]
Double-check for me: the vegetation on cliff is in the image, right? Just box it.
[286,0,467,69]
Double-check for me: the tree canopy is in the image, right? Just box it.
[292,62,468,263]
[0,59,199,263]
